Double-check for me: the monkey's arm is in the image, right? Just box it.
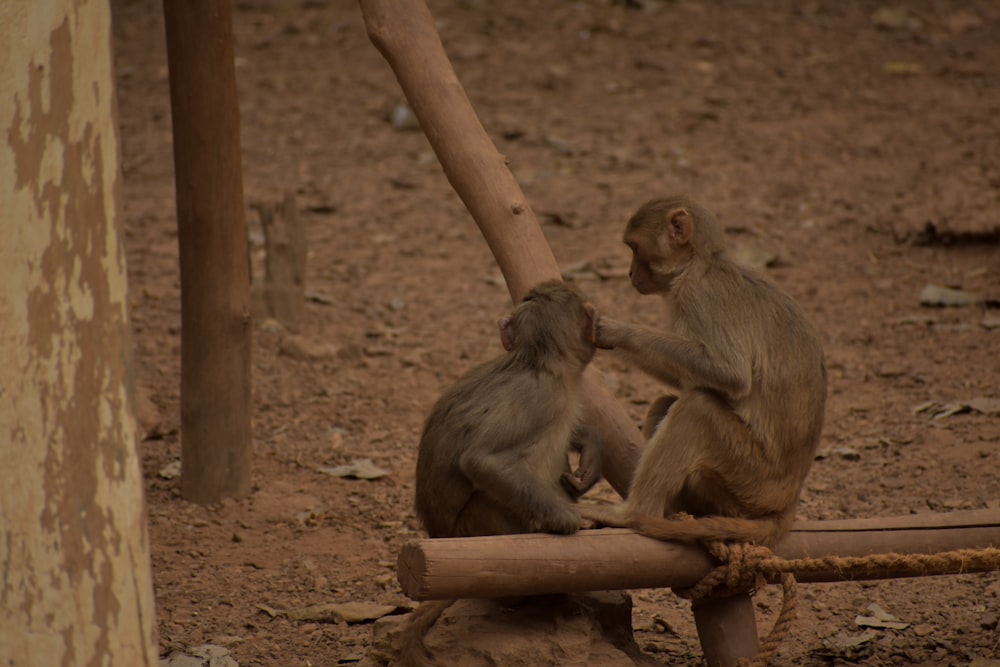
[596,316,751,399]
[458,446,580,534]
[561,423,602,498]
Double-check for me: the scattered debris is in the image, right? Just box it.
[561,260,603,282]
[159,460,182,481]
[918,284,983,307]
[257,318,285,335]
[279,335,339,361]
[910,219,1000,246]
[871,7,921,31]
[981,316,1000,330]
[544,135,578,156]
[318,458,389,480]
[914,398,1000,420]
[883,61,922,76]
[890,313,937,326]
[855,603,910,631]
[811,629,878,661]
[388,103,420,131]
[946,10,983,34]
[815,446,860,461]
[257,601,407,624]
[160,644,239,667]
[828,629,879,649]
[540,211,578,228]
[730,243,779,271]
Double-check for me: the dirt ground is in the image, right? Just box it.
[111,1,1000,664]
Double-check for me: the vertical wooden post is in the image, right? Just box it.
[693,594,760,667]
[163,0,253,503]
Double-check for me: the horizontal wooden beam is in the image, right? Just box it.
[397,510,1000,600]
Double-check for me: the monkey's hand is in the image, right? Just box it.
[562,424,603,498]
[593,316,623,350]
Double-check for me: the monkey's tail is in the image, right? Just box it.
[396,599,454,667]
[629,514,787,547]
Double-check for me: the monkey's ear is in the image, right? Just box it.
[581,303,598,344]
[498,318,515,351]
[664,208,693,246]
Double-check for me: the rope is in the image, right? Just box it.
[669,543,1000,667]
[672,541,797,667]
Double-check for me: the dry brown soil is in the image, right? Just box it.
[111,1,1000,664]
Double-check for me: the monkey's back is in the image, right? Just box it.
[683,262,827,473]
[414,354,579,538]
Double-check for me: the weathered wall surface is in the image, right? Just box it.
[1,1,158,664]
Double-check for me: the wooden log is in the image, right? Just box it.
[163,0,253,503]
[398,510,1000,600]
[358,0,642,496]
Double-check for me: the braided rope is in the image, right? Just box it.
[669,544,1000,666]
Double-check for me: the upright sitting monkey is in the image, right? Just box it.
[584,196,827,547]
[401,281,600,666]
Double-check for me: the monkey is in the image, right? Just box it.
[399,280,601,666]
[415,279,601,537]
[580,195,827,548]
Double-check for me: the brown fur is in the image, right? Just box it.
[401,281,600,665]
[584,196,827,547]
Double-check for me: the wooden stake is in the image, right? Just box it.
[358,0,642,496]
[258,192,307,327]
[693,595,759,666]
[163,0,252,503]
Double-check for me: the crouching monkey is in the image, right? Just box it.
[401,280,601,666]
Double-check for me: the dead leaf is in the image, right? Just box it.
[159,460,181,480]
[257,601,407,624]
[883,61,922,76]
[919,284,983,307]
[731,243,779,271]
[318,458,389,480]
[855,602,909,630]
[946,10,983,34]
[966,397,1000,416]
[828,629,878,649]
[914,398,1000,419]
[871,7,920,31]
[279,335,339,361]
[561,260,599,281]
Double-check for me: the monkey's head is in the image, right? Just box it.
[498,281,597,365]
[623,196,725,294]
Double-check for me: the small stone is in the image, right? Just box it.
[389,104,420,131]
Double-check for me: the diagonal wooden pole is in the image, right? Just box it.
[359,0,642,497]
[358,3,761,664]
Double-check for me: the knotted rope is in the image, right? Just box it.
[670,541,1000,666]
[672,540,797,667]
